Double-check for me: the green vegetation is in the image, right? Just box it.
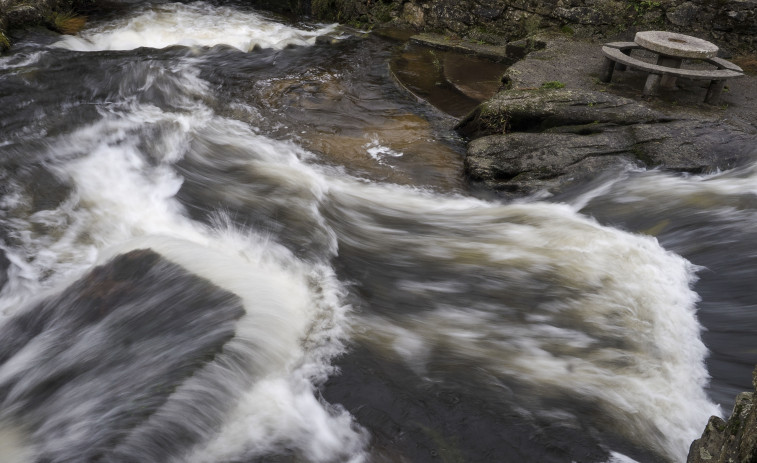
[371,1,393,23]
[541,81,566,89]
[627,0,663,25]
[311,0,338,20]
[628,0,661,14]
[0,31,10,51]
[560,25,575,36]
[50,10,87,35]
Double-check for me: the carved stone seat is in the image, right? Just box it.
[600,41,744,104]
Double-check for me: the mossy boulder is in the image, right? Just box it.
[688,367,757,463]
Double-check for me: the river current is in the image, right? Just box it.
[1,2,755,462]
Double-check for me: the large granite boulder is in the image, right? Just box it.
[688,367,757,463]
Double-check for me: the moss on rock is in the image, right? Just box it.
[688,369,757,463]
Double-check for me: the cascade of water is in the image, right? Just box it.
[3,2,754,462]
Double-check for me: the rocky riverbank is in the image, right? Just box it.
[3,1,757,461]
[251,0,757,53]
[6,0,754,54]
[453,33,757,198]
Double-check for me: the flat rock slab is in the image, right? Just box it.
[466,131,633,195]
[457,35,757,198]
[456,87,671,138]
[409,33,542,62]
[460,88,755,196]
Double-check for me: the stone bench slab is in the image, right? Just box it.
[601,46,744,80]
[600,45,744,104]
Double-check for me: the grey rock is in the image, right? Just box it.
[667,2,706,27]
[0,250,248,461]
[458,87,756,196]
[0,249,9,290]
[688,367,757,463]
[455,88,670,138]
[465,130,635,195]
[553,6,607,25]
[629,121,752,172]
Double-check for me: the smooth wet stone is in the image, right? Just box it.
[0,249,246,462]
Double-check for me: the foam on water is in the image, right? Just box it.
[0,425,33,463]
[568,164,757,213]
[364,137,404,164]
[0,98,718,462]
[321,180,720,461]
[0,83,364,460]
[54,1,337,52]
[0,3,731,459]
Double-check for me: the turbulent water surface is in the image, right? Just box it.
[1,2,756,462]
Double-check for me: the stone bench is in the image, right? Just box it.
[600,42,744,104]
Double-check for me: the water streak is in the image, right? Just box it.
[0,2,737,461]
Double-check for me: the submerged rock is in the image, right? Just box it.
[687,367,757,463]
[0,249,9,290]
[0,249,247,462]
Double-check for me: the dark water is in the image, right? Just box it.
[1,2,756,462]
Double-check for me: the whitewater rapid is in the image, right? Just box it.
[0,2,733,462]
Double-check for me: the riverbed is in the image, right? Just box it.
[1,2,756,462]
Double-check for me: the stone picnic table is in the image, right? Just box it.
[600,31,744,104]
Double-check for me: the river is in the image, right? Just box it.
[0,2,755,462]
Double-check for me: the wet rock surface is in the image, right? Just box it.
[0,249,9,290]
[0,249,247,462]
[455,36,757,198]
[688,367,757,463]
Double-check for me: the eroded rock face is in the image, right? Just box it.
[687,367,757,463]
[456,87,755,196]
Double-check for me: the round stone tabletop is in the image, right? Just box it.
[634,31,718,59]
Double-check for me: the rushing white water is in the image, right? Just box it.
[0,2,733,462]
[323,180,719,461]
[54,2,337,52]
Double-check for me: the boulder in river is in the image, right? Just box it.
[687,366,757,463]
[0,249,247,462]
